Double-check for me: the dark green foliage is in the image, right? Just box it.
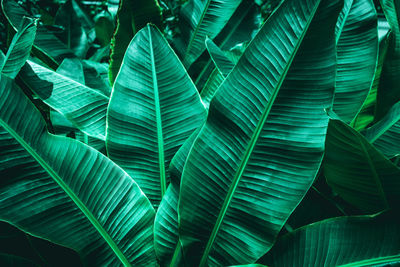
[0,0,399,266]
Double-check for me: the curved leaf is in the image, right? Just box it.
[261,213,400,266]
[20,60,108,140]
[175,0,242,67]
[0,17,36,79]
[0,74,156,266]
[324,118,400,212]
[194,0,261,89]
[364,101,400,158]
[106,24,206,207]
[333,0,378,123]
[108,0,161,84]
[205,38,235,77]
[1,0,75,68]
[376,0,400,119]
[176,0,341,265]
[352,16,391,131]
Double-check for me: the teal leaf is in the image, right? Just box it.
[324,118,400,212]
[333,0,378,123]
[176,0,341,265]
[0,74,156,266]
[106,24,206,207]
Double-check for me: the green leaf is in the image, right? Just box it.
[94,10,114,47]
[54,0,90,58]
[261,213,400,266]
[0,74,156,266]
[324,118,400,212]
[194,0,262,89]
[154,127,202,266]
[333,0,378,123]
[20,60,108,140]
[1,0,75,68]
[0,17,36,79]
[175,0,242,68]
[56,58,85,84]
[376,0,400,119]
[108,0,161,85]
[106,24,206,207]
[205,37,235,77]
[364,101,400,158]
[176,0,341,265]
[352,16,391,131]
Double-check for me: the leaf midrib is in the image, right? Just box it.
[148,26,166,198]
[198,1,322,265]
[0,118,131,266]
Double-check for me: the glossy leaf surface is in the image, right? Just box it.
[106,25,206,207]
[333,0,378,123]
[324,119,400,212]
[0,75,156,266]
[177,0,341,265]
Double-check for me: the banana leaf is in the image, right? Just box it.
[0,74,156,266]
[333,0,378,123]
[364,101,400,158]
[174,0,242,68]
[20,60,108,140]
[1,0,75,68]
[352,15,391,131]
[175,0,342,265]
[106,24,206,207]
[0,17,36,79]
[324,118,400,212]
[260,213,400,266]
[376,0,400,119]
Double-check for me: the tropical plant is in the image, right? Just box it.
[0,0,399,266]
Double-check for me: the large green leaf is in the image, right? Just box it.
[0,74,156,266]
[261,213,400,266]
[376,0,400,119]
[174,0,242,68]
[0,17,36,79]
[364,101,400,158]
[200,68,225,108]
[333,0,378,123]
[108,0,161,84]
[324,118,400,212]
[176,0,341,265]
[352,15,391,131]
[1,0,75,68]
[106,24,206,207]
[20,60,108,140]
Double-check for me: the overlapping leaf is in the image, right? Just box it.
[364,101,400,158]
[0,17,36,79]
[20,60,108,140]
[333,0,378,123]
[0,75,156,266]
[261,213,400,266]
[324,118,400,212]
[174,0,242,67]
[176,0,341,265]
